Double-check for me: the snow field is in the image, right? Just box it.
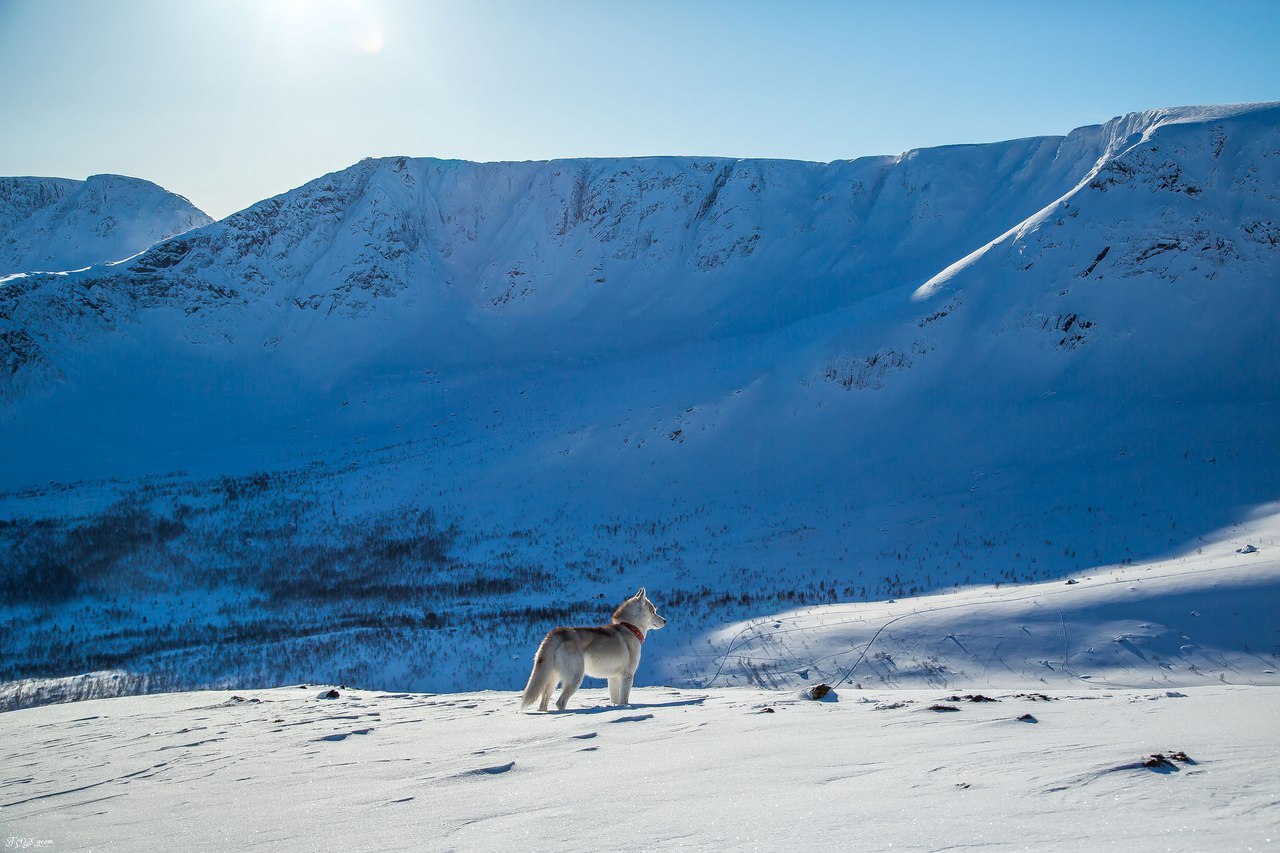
[1,683,1276,850]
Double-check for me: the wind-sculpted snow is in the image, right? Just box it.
[3,684,1278,850]
[0,174,211,278]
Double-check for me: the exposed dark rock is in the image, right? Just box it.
[807,684,832,701]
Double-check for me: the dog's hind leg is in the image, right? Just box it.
[555,654,585,711]
[539,676,555,712]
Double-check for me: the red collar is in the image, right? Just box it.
[618,622,645,643]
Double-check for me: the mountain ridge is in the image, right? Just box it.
[0,173,211,279]
[10,102,1274,406]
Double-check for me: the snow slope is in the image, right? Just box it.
[1,683,1276,850]
[674,507,1280,691]
[0,174,211,277]
[0,103,1277,700]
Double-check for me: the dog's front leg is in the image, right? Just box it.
[608,676,621,705]
[618,672,634,705]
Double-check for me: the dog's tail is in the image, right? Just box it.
[521,632,560,710]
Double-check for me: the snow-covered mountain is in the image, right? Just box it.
[3,104,1277,405]
[0,174,212,278]
[0,103,1276,699]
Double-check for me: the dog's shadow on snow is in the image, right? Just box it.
[546,698,707,716]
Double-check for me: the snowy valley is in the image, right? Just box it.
[1,102,1277,690]
[1,99,1278,850]
[3,102,1277,700]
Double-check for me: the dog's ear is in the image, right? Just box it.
[635,587,646,599]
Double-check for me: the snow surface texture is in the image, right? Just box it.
[0,103,1277,700]
[1,684,1276,850]
[676,507,1280,691]
[0,174,211,278]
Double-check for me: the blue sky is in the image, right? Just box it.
[1,0,1277,218]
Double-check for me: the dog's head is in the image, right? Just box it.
[621,587,666,631]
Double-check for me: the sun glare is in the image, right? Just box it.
[259,0,387,58]
[358,30,385,55]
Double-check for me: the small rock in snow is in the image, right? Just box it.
[1142,751,1192,769]
[1236,544,1258,554]
[319,689,340,700]
[802,683,837,702]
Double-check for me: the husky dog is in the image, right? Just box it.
[520,588,667,711]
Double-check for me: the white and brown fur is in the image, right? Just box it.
[520,588,666,711]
